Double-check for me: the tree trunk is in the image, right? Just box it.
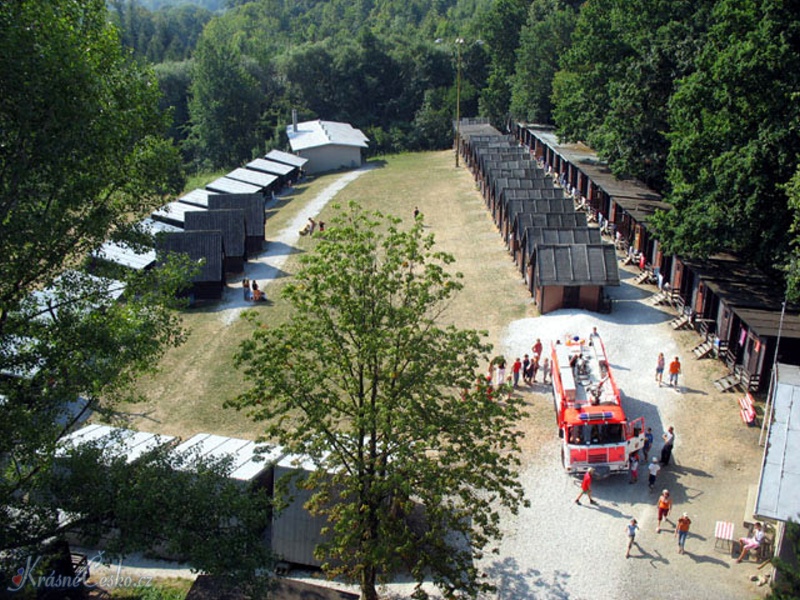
[360,566,379,600]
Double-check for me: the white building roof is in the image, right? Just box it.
[225,167,278,189]
[246,158,294,176]
[179,188,217,208]
[206,176,263,195]
[172,433,284,482]
[152,201,206,227]
[756,363,800,522]
[58,423,177,464]
[286,120,369,152]
[264,149,308,168]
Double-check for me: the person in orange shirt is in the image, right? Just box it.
[575,468,598,506]
[668,356,681,387]
[675,512,692,554]
[656,489,672,533]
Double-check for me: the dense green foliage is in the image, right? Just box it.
[0,0,268,587]
[231,204,527,600]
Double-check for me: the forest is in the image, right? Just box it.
[111,0,800,296]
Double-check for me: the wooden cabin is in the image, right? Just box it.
[533,244,620,314]
[157,230,225,302]
[208,193,265,257]
[185,210,247,274]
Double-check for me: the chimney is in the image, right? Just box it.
[292,109,298,132]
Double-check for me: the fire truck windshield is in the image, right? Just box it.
[568,423,625,445]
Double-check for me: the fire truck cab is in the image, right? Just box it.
[551,335,645,476]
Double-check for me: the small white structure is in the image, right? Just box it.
[286,117,369,174]
[172,433,283,488]
[57,424,177,464]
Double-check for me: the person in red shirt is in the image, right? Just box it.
[512,357,522,388]
[574,467,598,505]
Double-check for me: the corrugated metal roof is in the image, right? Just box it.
[264,149,308,168]
[208,193,264,239]
[756,363,800,522]
[179,188,217,208]
[206,176,263,195]
[152,201,206,227]
[94,240,155,270]
[172,433,284,482]
[57,423,177,464]
[286,120,369,152]
[247,158,294,176]
[185,209,246,257]
[225,167,278,189]
[536,244,620,287]
[157,230,224,283]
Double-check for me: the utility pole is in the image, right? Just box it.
[455,37,464,168]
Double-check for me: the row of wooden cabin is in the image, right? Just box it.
[501,121,800,392]
[94,151,308,302]
[457,121,620,314]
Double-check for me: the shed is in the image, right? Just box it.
[93,240,156,271]
[534,244,620,314]
[265,148,309,170]
[172,433,284,489]
[185,209,247,273]
[520,227,602,282]
[246,158,296,187]
[152,201,206,228]
[286,119,368,174]
[754,363,800,574]
[224,167,279,192]
[156,230,225,302]
[271,454,334,567]
[206,177,264,196]
[208,193,265,256]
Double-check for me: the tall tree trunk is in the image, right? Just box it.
[360,565,378,600]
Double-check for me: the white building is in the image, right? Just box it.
[286,116,369,174]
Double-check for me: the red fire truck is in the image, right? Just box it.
[551,334,645,476]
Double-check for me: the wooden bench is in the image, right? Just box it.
[739,393,757,426]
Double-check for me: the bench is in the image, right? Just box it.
[739,393,757,426]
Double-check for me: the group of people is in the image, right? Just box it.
[655,352,682,388]
[299,217,325,236]
[241,278,267,302]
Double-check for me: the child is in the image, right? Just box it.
[628,453,639,484]
[626,519,639,558]
[541,358,551,384]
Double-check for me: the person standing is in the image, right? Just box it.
[643,427,654,461]
[522,354,531,385]
[242,278,250,301]
[512,357,522,388]
[541,358,551,384]
[495,358,506,388]
[676,512,692,554]
[656,489,672,533]
[628,453,639,484]
[647,457,661,491]
[575,468,598,505]
[531,353,540,383]
[661,426,675,466]
[532,338,543,359]
[413,206,420,220]
[655,352,665,386]
[668,356,681,387]
[626,518,639,558]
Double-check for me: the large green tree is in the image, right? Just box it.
[0,0,269,588]
[653,0,800,273]
[231,204,527,600]
[510,0,579,126]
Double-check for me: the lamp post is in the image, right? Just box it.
[454,37,464,168]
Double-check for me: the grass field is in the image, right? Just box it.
[119,150,538,440]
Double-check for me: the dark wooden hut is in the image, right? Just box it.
[208,193,265,256]
[157,231,224,302]
[520,227,602,284]
[185,209,247,274]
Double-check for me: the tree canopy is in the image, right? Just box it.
[231,204,527,600]
[0,0,268,587]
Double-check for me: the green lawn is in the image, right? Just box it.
[118,151,535,440]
